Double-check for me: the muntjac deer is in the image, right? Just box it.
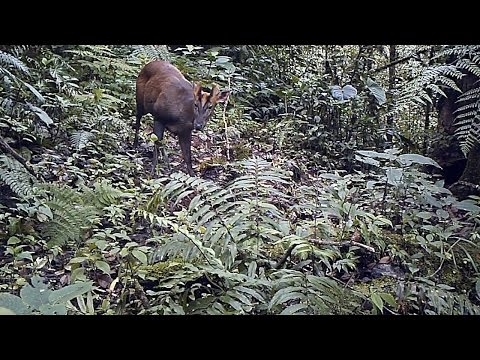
[134,60,230,176]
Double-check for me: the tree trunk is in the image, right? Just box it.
[431,71,479,194]
[386,45,397,146]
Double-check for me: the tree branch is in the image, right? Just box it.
[0,135,37,177]
[372,48,429,73]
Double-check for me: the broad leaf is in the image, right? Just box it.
[132,249,148,264]
[95,260,111,275]
[20,280,51,310]
[371,292,384,313]
[398,154,441,168]
[280,303,308,315]
[455,200,480,213]
[386,168,403,186]
[366,78,386,105]
[0,293,32,315]
[49,281,94,304]
[27,103,54,126]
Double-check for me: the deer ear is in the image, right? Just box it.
[193,83,202,98]
[216,89,230,103]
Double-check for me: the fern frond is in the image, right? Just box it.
[454,83,480,155]
[82,180,126,209]
[0,50,29,75]
[456,59,480,78]
[37,183,100,247]
[0,155,35,198]
[129,45,172,63]
[70,130,95,151]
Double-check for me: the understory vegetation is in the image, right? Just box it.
[0,45,479,315]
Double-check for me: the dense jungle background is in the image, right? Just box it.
[0,45,479,315]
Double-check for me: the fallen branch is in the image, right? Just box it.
[0,135,37,177]
[309,238,376,253]
[274,237,376,270]
[274,244,297,269]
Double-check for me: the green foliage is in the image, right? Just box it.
[0,49,29,75]
[0,155,35,198]
[269,269,362,314]
[1,45,480,315]
[454,87,480,156]
[39,184,99,247]
[70,130,95,150]
[0,275,93,315]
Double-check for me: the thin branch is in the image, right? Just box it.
[0,134,37,177]
[373,48,429,73]
[309,238,376,253]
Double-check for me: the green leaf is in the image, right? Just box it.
[455,200,480,213]
[7,236,21,245]
[49,281,94,304]
[370,292,384,313]
[398,154,442,168]
[366,78,386,105]
[95,260,111,274]
[39,303,67,315]
[379,293,397,308]
[38,205,53,220]
[220,296,244,312]
[27,103,54,126]
[235,285,265,302]
[69,256,89,264]
[132,249,148,264]
[0,307,16,315]
[357,150,393,160]
[228,291,252,307]
[416,211,432,220]
[20,282,51,310]
[17,251,33,261]
[23,82,45,103]
[386,168,403,186]
[476,279,480,298]
[355,154,380,166]
[269,287,305,310]
[215,56,231,64]
[280,303,308,315]
[0,293,32,314]
[437,284,455,291]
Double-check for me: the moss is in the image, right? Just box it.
[198,156,227,171]
[231,143,252,160]
[140,259,184,279]
[354,276,398,296]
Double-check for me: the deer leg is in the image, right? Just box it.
[178,132,194,176]
[134,103,143,148]
[152,120,166,175]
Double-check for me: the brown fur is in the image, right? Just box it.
[134,60,230,176]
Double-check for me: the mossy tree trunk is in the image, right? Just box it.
[431,71,478,193]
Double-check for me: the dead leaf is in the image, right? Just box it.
[379,256,391,264]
